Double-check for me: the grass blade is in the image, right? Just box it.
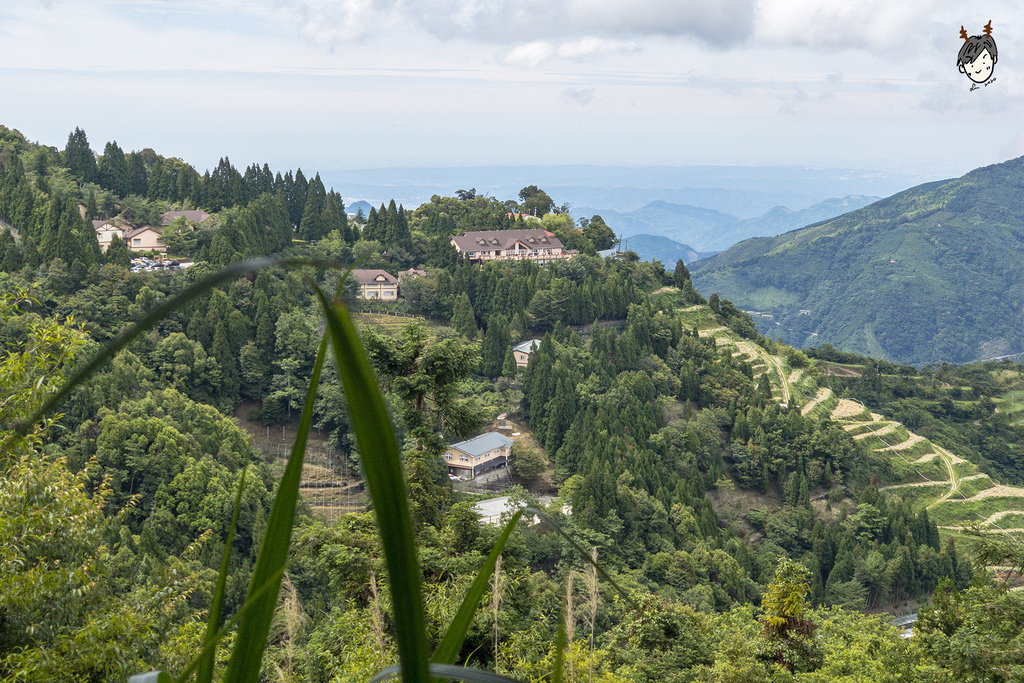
[223,330,329,682]
[197,464,248,683]
[433,509,525,665]
[313,284,431,683]
[552,607,567,683]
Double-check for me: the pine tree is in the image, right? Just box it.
[298,173,327,241]
[0,229,22,272]
[97,141,129,196]
[104,234,131,268]
[85,189,97,221]
[502,346,517,377]
[62,127,97,182]
[451,292,477,338]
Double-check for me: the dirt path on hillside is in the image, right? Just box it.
[801,388,832,416]
[854,423,898,440]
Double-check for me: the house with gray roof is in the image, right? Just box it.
[450,229,573,265]
[160,210,211,226]
[512,339,542,369]
[445,432,514,479]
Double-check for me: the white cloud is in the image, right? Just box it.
[272,0,756,47]
[563,87,595,105]
[497,41,556,67]
[754,0,952,53]
[497,36,640,66]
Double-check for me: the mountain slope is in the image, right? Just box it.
[670,301,1024,549]
[690,156,1024,365]
[619,233,700,264]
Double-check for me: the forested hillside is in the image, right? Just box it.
[2,125,1023,682]
[690,156,1024,365]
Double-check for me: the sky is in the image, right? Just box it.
[1,0,1022,182]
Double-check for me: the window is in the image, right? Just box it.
[133,238,141,245]
[444,454,452,461]
[460,455,468,462]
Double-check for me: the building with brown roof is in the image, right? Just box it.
[125,226,166,253]
[160,210,211,226]
[450,229,571,264]
[351,269,399,300]
[398,268,427,284]
[93,219,132,253]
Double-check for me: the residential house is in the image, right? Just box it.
[398,268,426,284]
[160,210,211,226]
[93,219,130,253]
[450,229,573,265]
[513,339,541,369]
[125,226,166,253]
[352,269,399,300]
[445,432,513,479]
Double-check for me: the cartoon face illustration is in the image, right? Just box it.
[958,21,998,85]
[961,48,994,83]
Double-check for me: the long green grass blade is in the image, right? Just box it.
[433,509,524,665]
[371,663,523,683]
[6,256,338,446]
[223,331,329,683]
[313,284,430,683]
[172,564,287,683]
[197,464,248,683]
[552,608,567,683]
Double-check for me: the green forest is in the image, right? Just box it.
[690,156,1024,366]
[2,125,1024,682]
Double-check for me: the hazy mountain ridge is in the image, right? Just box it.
[579,195,878,252]
[618,234,700,264]
[689,157,1024,365]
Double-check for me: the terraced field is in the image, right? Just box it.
[672,303,1024,547]
[826,398,1024,544]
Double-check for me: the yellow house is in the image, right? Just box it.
[352,269,399,300]
[125,226,166,253]
[92,220,129,253]
[445,432,514,480]
[513,339,541,369]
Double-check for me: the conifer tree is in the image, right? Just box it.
[0,230,21,272]
[502,345,517,377]
[452,292,477,338]
[104,235,131,268]
[97,141,129,196]
[62,127,97,182]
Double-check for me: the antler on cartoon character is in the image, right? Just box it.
[983,21,993,37]
[960,26,969,42]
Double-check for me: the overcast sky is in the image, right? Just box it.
[1,0,1021,180]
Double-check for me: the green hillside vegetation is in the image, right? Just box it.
[2,125,1024,681]
[690,156,1024,365]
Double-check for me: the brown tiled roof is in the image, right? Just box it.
[93,219,132,231]
[125,226,163,239]
[451,229,563,253]
[351,269,398,285]
[160,210,211,226]
[399,268,427,280]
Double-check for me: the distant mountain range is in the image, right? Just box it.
[690,156,1024,366]
[321,165,933,218]
[579,195,879,252]
[618,234,701,265]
